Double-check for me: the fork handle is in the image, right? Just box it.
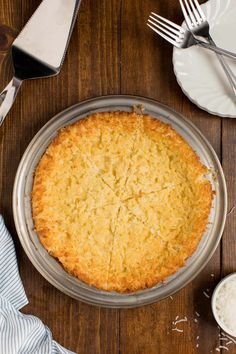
[0,77,22,126]
[197,40,236,61]
[207,35,236,97]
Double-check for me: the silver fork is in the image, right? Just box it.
[147,13,236,61]
[179,0,236,97]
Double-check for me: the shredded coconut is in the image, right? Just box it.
[215,277,236,334]
[172,328,183,333]
[169,281,236,353]
[175,317,187,325]
[218,346,229,351]
[203,291,210,298]
[226,341,233,346]
[223,334,236,344]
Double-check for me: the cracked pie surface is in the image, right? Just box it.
[32,111,213,293]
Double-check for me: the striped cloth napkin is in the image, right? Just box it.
[0,215,76,354]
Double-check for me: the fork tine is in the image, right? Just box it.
[179,0,192,28]
[151,12,184,32]
[149,15,181,36]
[183,0,198,25]
[192,0,206,20]
[188,0,202,23]
[148,18,179,41]
[147,23,181,48]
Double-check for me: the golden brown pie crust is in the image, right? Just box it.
[32,111,212,293]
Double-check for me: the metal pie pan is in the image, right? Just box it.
[13,95,227,308]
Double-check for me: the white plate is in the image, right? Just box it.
[173,0,236,118]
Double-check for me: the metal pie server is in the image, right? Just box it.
[0,0,81,126]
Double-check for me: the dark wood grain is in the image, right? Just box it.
[222,118,236,354]
[0,0,234,353]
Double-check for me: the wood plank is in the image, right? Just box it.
[120,0,222,353]
[0,0,22,229]
[222,119,236,274]
[222,118,236,353]
[0,0,23,293]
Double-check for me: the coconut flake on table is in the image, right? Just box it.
[215,277,236,334]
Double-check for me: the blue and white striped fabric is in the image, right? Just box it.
[0,215,76,354]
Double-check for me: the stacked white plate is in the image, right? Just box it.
[173,0,236,118]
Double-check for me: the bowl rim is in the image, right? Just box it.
[211,272,236,337]
[13,94,228,308]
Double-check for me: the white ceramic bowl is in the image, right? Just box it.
[212,273,236,336]
[173,0,236,118]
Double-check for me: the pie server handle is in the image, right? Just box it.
[0,77,22,126]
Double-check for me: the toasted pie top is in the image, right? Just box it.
[32,111,212,293]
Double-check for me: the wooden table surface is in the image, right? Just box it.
[0,0,235,353]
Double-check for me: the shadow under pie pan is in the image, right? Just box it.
[13,95,227,308]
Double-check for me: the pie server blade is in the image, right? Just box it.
[0,0,81,126]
